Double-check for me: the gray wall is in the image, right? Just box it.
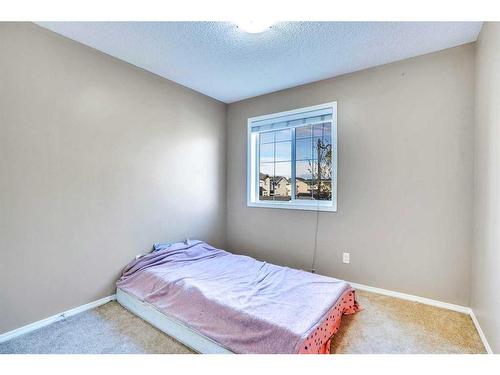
[0,22,487,338]
[0,23,226,334]
[226,44,475,306]
[472,22,500,353]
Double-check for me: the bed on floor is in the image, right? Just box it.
[116,240,359,354]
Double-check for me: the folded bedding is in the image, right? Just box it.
[116,240,359,354]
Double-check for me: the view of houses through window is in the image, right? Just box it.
[259,122,332,202]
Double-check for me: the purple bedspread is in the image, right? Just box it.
[116,240,352,354]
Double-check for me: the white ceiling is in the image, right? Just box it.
[37,22,482,103]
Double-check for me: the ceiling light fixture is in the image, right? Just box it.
[235,21,275,34]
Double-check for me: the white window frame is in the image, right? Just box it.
[247,102,337,212]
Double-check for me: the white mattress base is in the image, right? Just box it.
[116,288,233,354]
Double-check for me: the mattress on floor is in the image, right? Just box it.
[116,240,359,354]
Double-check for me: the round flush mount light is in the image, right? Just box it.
[235,20,275,33]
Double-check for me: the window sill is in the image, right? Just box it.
[247,200,337,212]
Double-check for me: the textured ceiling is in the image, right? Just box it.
[37,22,482,103]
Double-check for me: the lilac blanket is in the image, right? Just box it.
[116,240,352,354]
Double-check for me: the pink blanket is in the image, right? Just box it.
[117,240,359,354]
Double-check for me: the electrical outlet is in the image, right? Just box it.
[342,252,350,264]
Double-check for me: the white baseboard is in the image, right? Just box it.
[469,309,493,354]
[0,294,116,344]
[348,281,470,314]
[349,281,493,354]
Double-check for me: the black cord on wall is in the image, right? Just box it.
[310,205,320,274]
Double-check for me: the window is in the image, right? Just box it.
[247,102,337,211]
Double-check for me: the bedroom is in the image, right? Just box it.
[1,0,499,373]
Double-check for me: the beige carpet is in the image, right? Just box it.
[330,290,485,354]
[0,301,193,354]
[0,290,485,354]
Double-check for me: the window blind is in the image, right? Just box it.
[250,108,333,133]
